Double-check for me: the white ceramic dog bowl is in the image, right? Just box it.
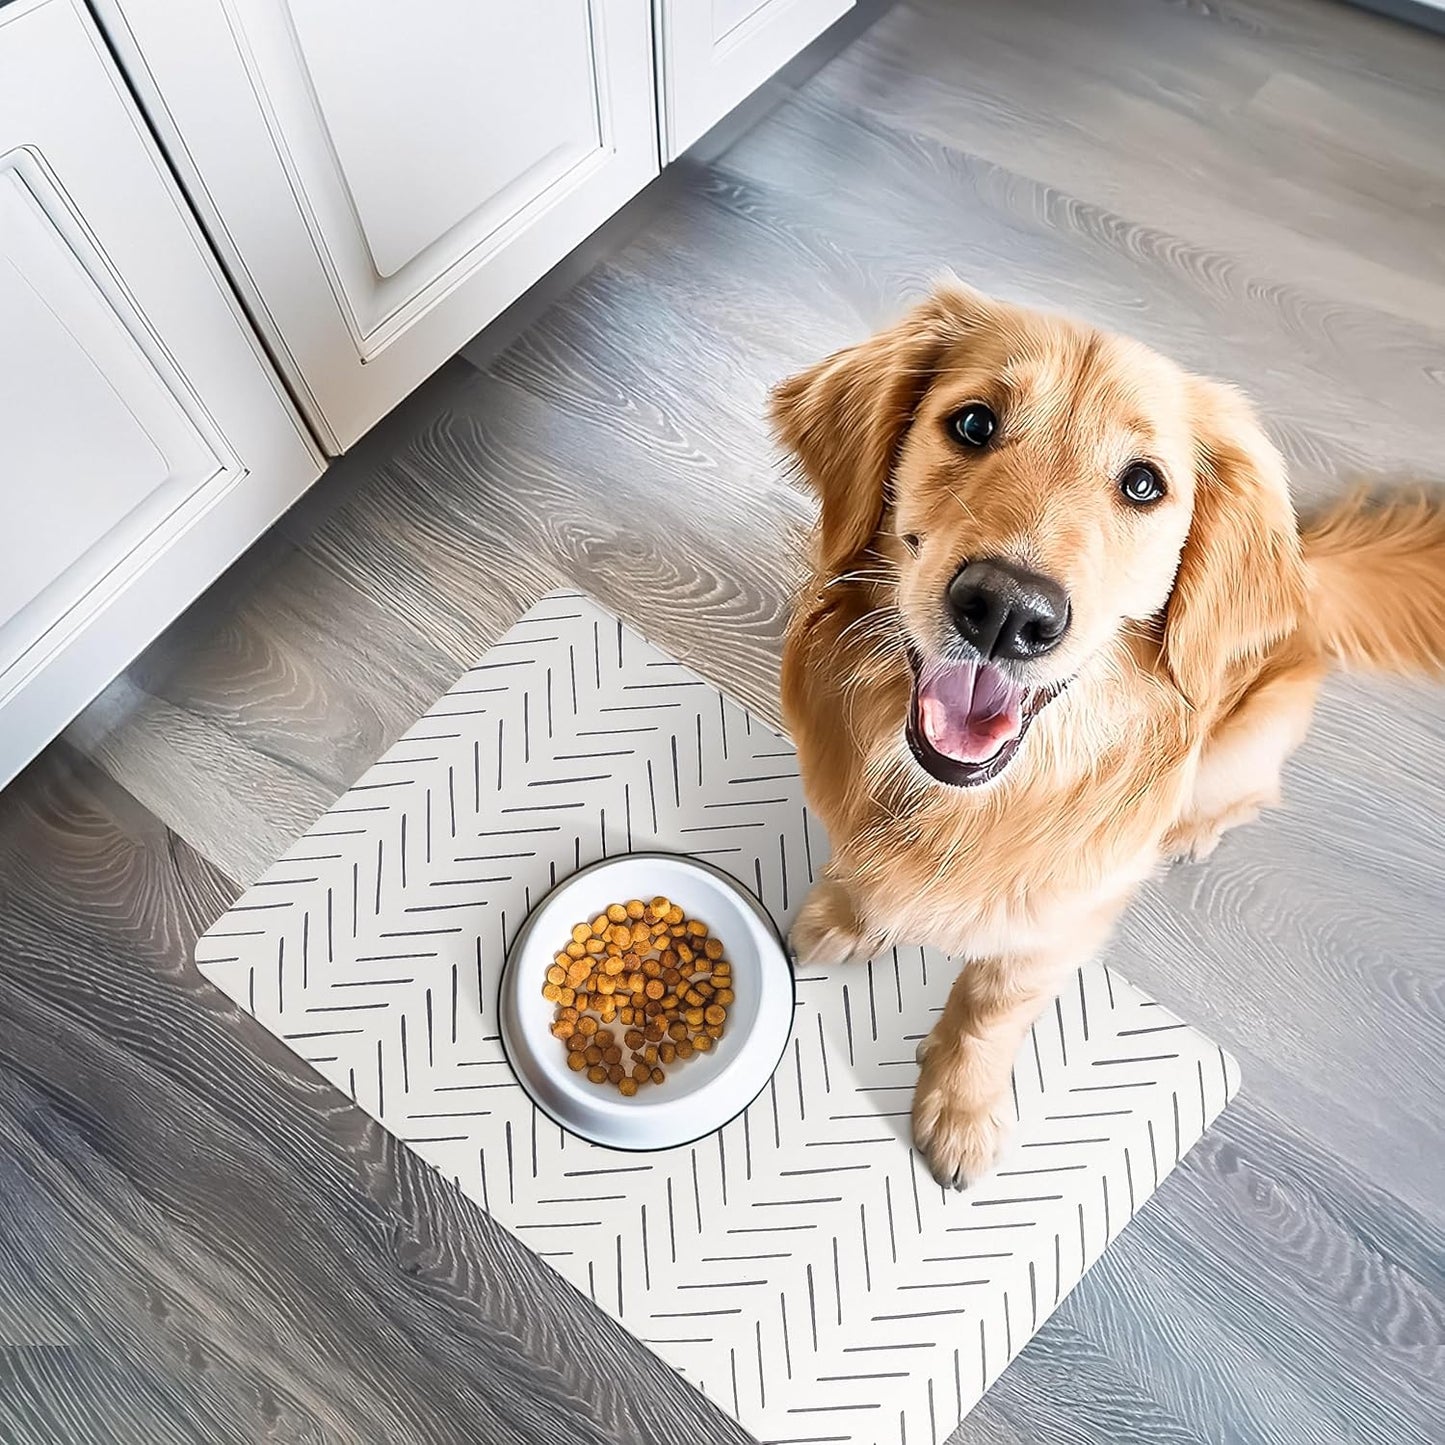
[499,853,794,1151]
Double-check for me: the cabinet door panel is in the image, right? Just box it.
[97,0,659,450]
[657,0,853,159]
[287,0,604,283]
[0,0,320,789]
[0,153,221,669]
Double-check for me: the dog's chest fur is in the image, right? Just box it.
[784,602,1196,962]
[839,757,1175,960]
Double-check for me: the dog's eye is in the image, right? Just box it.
[901,532,920,553]
[949,403,996,448]
[1119,462,1166,506]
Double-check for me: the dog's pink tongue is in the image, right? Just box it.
[917,660,1024,764]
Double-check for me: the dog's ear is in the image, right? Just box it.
[1163,380,1308,705]
[770,286,983,573]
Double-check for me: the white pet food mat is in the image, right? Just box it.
[195,592,1239,1444]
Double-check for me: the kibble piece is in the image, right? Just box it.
[619,1076,639,1096]
[567,1051,588,1072]
[550,1019,572,1039]
[576,1015,598,1036]
[667,1020,688,1041]
[704,1004,727,1027]
[584,1044,603,1065]
[584,937,605,955]
[632,1062,650,1083]
[676,1039,695,1060]
[704,937,724,960]
[566,940,586,960]
[607,1063,625,1085]
[693,1034,714,1053]
[644,1022,664,1043]
[542,983,561,1003]
[607,902,628,924]
[686,919,707,938]
[659,1042,676,1065]
[624,1028,645,1050]
[644,979,665,1000]
[643,1044,659,1066]
[650,1066,666,1085]
[595,1028,614,1047]
[666,905,684,926]
[626,899,645,919]
[650,896,671,916]
[603,1046,622,1066]
[684,1007,704,1027]
[676,942,694,965]
[571,923,591,945]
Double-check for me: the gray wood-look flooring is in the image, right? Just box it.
[3,1,1442,1440]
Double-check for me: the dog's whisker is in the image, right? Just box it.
[942,483,979,527]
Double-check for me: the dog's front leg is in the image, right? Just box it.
[789,871,885,967]
[912,917,1116,1189]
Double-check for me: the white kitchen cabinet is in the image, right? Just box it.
[655,0,854,158]
[0,0,322,792]
[95,0,661,452]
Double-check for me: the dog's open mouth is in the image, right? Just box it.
[905,652,1063,787]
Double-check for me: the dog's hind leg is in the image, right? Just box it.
[1164,654,1324,861]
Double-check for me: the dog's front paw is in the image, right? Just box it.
[788,879,879,968]
[911,1042,1008,1189]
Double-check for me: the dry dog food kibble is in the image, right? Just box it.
[543,896,732,1094]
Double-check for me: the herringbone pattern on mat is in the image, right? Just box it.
[196,593,1238,1444]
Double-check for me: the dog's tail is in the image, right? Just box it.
[1301,488,1445,675]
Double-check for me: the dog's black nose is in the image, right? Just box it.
[947,558,1071,660]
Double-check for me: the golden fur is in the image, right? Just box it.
[771,281,1445,1187]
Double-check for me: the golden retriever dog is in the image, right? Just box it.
[772,280,1445,1188]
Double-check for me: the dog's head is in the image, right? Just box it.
[772,282,1306,788]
